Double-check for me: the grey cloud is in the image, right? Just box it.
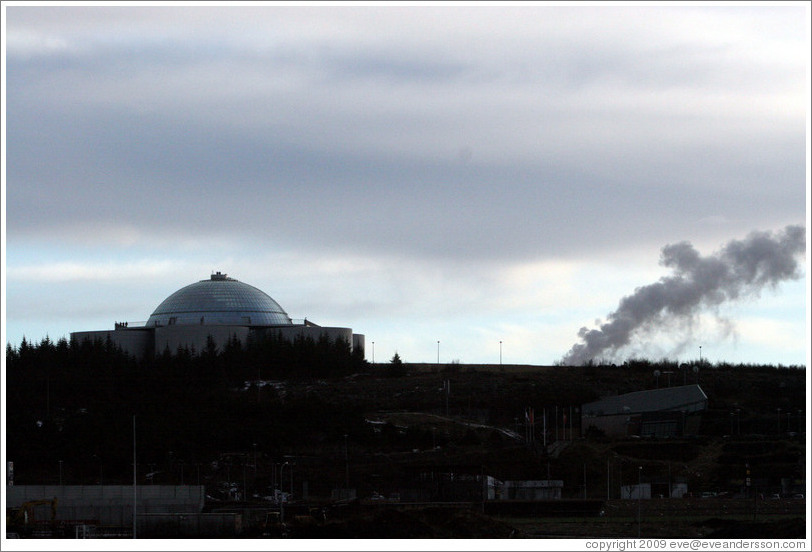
[561,225,806,365]
[6,76,805,265]
[5,5,806,265]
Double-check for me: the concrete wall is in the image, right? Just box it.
[275,326,355,349]
[621,483,651,500]
[353,333,365,354]
[139,513,242,537]
[583,414,638,438]
[670,483,689,498]
[70,329,153,360]
[154,325,249,355]
[71,323,361,358]
[6,485,204,526]
[502,480,563,500]
[584,411,703,438]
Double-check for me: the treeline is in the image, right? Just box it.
[7,330,368,388]
[4,334,370,485]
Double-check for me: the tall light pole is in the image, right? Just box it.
[437,341,440,364]
[280,462,290,495]
[637,466,643,538]
[736,408,741,435]
[499,341,502,365]
[133,415,137,539]
[344,434,350,489]
[280,461,289,523]
[372,342,375,364]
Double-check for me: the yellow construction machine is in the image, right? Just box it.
[6,497,58,537]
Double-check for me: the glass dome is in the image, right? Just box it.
[146,272,293,327]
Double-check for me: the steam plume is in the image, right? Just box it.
[561,225,806,366]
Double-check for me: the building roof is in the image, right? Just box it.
[582,384,708,417]
[146,272,293,327]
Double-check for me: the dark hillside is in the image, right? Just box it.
[5,339,806,507]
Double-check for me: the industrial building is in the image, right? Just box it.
[5,485,241,537]
[581,384,708,438]
[70,272,364,360]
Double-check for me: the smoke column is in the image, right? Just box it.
[561,225,806,366]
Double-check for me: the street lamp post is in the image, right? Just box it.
[437,341,440,364]
[638,466,643,537]
[499,341,502,365]
[372,342,375,364]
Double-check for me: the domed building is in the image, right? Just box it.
[146,272,294,328]
[71,272,364,360]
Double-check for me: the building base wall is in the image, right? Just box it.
[70,329,154,360]
[154,325,249,355]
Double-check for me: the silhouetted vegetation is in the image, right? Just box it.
[4,336,805,502]
[5,334,368,485]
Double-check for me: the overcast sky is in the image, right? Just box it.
[2,2,809,367]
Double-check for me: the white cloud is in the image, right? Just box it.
[7,258,185,283]
[5,28,72,57]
